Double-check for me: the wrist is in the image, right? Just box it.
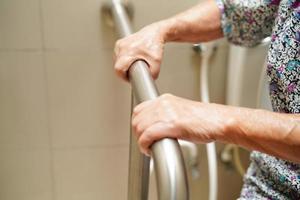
[216,106,244,144]
[156,18,178,43]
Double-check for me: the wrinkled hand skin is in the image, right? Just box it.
[131,94,300,163]
[113,22,166,81]
[113,0,223,81]
[113,0,300,162]
[131,93,227,156]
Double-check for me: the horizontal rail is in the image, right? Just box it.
[108,0,189,199]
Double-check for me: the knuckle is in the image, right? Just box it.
[114,66,122,76]
[115,39,123,46]
[152,54,161,63]
[114,66,124,78]
[133,106,139,115]
[132,121,140,133]
[136,124,143,134]
[160,94,172,106]
[114,56,128,71]
[138,138,146,152]
[131,119,136,128]
[152,73,159,80]
[150,65,160,76]
[114,63,121,72]
[141,131,150,142]
[161,93,172,99]
[129,42,139,49]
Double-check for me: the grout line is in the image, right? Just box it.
[37,0,57,200]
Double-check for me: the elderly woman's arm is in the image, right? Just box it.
[114,0,223,80]
[114,1,293,161]
[132,94,300,163]
[114,0,279,80]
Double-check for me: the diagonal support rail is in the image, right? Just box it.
[103,0,189,199]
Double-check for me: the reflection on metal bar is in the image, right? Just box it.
[108,0,189,199]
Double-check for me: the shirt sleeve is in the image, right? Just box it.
[215,0,279,47]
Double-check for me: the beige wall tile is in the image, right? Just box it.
[53,146,128,200]
[0,148,53,200]
[132,0,199,30]
[158,44,200,101]
[0,0,42,49]
[45,50,131,148]
[41,0,116,50]
[0,52,49,148]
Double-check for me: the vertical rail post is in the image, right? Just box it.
[108,1,189,199]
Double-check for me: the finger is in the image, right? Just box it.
[132,99,154,117]
[132,112,161,139]
[149,64,160,80]
[131,48,161,80]
[114,55,136,81]
[132,101,156,138]
[132,118,150,139]
[114,39,122,56]
[140,54,161,80]
[138,122,179,156]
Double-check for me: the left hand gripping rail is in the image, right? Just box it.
[101,0,189,199]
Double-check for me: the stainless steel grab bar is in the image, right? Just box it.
[106,0,189,199]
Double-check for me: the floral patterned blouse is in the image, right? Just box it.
[216,0,300,199]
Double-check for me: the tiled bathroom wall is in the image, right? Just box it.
[0,0,246,199]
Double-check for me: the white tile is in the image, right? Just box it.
[41,0,116,50]
[53,146,128,200]
[157,45,200,101]
[0,0,42,49]
[45,50,131,148]
[0,52,49,148]
[0,148,53,200]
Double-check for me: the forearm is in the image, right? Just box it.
[158,0,223,43]
[219,107,300,163]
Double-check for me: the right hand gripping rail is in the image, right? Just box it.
[102,0,189,199]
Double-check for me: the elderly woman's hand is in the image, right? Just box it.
[132,93,228,156]
[113,21,169,81]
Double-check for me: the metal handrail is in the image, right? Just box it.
[106,0,189,199]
